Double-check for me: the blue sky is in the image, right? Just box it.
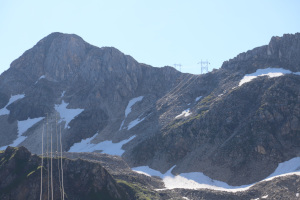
[1,0,299,74]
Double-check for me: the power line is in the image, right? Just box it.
[50,124,54,200]
[56,114,62,199]
[40,123,44,200]
[46,113,50,200]
[60,125,65,200]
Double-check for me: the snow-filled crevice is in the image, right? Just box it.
[119,96,144,130]
[127,117,146,130]
[195,96,202,102]
[0,94,25,116]
[35,75,45,84]
[68,134,136,156]
[0,117,44,150]
[55,100,84,129]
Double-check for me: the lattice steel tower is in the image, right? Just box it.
[198,60,210,74]
[173,63,182,72]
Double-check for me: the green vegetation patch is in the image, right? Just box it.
[0,156,8,167]
[27,165,41,177]
[9,151,17,160]
[167,110,207,131]
[27,170,35,177]
[117,179,159,200]
[200,94,215,105]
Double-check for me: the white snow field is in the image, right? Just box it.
[175,108,191,119]
[0,117,44,150]
[55,100,84,129]
[119,96,144,130]
[132,156,300,192]
[0,94,25,116]
[69,134,136,156]
[239,68,300,86]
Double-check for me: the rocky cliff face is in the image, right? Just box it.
[222,33,300,73]
[0,32,300,188]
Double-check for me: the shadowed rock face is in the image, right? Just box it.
[0,146,130,200]
[0,32,300,187]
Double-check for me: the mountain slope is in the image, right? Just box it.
[1,147,299,200]
[0,32,300,187]
[127,33,300,185]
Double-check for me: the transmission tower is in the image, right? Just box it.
[198,60,210,74]
[174,63,182,72]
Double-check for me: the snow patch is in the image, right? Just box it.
[119,120,125,131]
[61,91,66,98]
[175,108,191,119]
[132,166,165,177]
[133,156,300,192]
[69,134,135,156]
[0,94,25,116]
[133,165,236,191]
[296,193,299,197]
[264,157,300,180]
[120,96,144,130]
[55,100,84,129]
[195,96,202,102]
[127,117,146,130]
[133,164,249,191]
[35,75,45,84]
[125,96,144,117]
[0,117,44,150]
[18,117,44,136]
[68,133,98,152]
[239,68,300,86]
[261,195,268,199]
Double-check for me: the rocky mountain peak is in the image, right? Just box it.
[267,33,300,67]
[42,33,88,80]
[10,33,85,80]
[221,32,300,73]
[8,32,135,83]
